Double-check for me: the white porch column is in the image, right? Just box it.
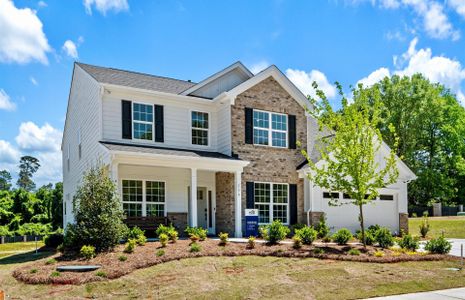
[111,162,119,184]
[234,171,242,238]
[190,168,198,227]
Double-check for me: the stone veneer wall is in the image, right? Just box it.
[231,76,308,226]
[215,172,235,235]
[309,212,325,227]
[399,213,409,234]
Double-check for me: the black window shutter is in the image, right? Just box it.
[246,181,254,209]
[245,107,253,144]
[288,115,296,149]
[154,105,164,142]
[289,184,298,225]
[121,100,132,139]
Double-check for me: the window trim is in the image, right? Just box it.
[252,109,288,148]
[190,110,210,147]
[120,179,167,217]
[254,181,290,225]
[132,101,155,142]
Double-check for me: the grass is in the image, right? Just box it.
[0,241,44,253]
[2,256,465,299]
[409,216,465,239]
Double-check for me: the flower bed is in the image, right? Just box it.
[13,239,456,285]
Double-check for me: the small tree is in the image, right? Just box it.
[17,156,40,191]
[302,83,399,246]
[0,170,12,191]
[64,164,127,252]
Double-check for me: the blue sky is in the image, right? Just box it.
[1,0,465,186]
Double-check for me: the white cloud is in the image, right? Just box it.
[83,0,129,15]
[248,61,270,75]
[449,0,465,19]
[38,1,47,8]
[0,0,51,64]
[62,40,78,59]
[380,0,400,9]
[15,122,62,152]
[30,76,38,86]
[286,69,337,99]
[0,140,20,164]
[357,67,391,87]
[0,89,16,111]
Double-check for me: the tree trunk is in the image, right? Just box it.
[359,203,366,248]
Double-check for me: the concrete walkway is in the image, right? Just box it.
[365,287,465,299]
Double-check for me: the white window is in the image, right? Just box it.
[121,180,166,217]
[133,103,153,141]
[253,110,287,148]
[191,111,209,146]
[77,128,82,160]
[254,182,289,224]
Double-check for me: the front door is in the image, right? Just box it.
[197,187,208,229]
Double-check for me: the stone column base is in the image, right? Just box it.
[309,211,325,227]
[167,212,188,235]
[399,213,409,234]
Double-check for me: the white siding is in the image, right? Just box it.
[102,91,220,152]
[217,103,231,155]
[62,65,108,227]
[190,69,249,99]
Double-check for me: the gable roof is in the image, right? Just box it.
[76,62,196,94]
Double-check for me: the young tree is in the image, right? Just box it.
[303,83,399,246]
[51,182,63,229]
[17,156,40,191]
[0,170,12,191]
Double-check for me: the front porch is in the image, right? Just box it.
[102,141,249,237]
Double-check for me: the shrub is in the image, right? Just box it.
[315,215,330,239]
[348,248,360,256]
[398,234,419,251]
[290,223,306,235]
[190,242,201,252]
[95,270,107,278]
[50,271,60,277]
[185,227,207,241]
[44,233,64,248]
[17,222,52,236]
[127,226,145,240]
[0,225,12,237]
[356,230,375,245]
[332,228,352,245]
[294,226,317,245]
[293,236,303,249]
[30,268,38,274]
[375,227,394,249]
[57,243,64,253]
[322,236,332,243]
[313,247,325,255]
[156,224,175,237]
[247,236,256,249]
[373,250,384,257]
[124,239,136,254]
[80,245,96,260]
[189,235,200,243]
[63,165,127,252]
[419,216,430,238]
[156,249,165,257]
[218,232,228,246]
[45,258,57,265]
[118,255,127,262]
[136,235,147,246]
[159,233,168,247]
[167,229,178,243]
[260,220,290,244]
[425,236,452,254]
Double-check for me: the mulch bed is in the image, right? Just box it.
[12,239,457,285]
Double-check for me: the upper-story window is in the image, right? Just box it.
[253,109,287,148]
[133,103,153,141]
[191,111,209,146]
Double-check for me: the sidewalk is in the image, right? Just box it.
[365,287,465,299]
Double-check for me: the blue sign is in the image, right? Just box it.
[245,209,259,237]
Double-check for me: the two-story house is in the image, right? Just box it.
[62,61,416,237]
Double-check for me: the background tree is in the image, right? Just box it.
[303,83,399,246]
[17,156,40,191]
[51,182,63,229]
[365,74,465,206]
[0,170,12,191]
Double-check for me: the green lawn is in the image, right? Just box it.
[1,255,465,299]
[409,216,465,239]
[0,241,44,253]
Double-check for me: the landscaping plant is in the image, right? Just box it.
[136,234,147,246]
[425,235,452,254]
[313,247,325,255]
[293,236,303,249]
[247,236,256,249]
[419,215,430,238]
[168,228,178,243]
[190,242,201,252]
[373,250,384,257]
[80,245,96,260]
[124,239,136,254]
[398,234,419,251]
[332,228,352,245]
[159,233,168,247]
[185,226,207,241]
[218,232,228,246]
[348,248,360,256]
[294,226,317,245]
[375,227,394,249]
[118,255,127,262]
[45,258,57,265]
[260,220,290,244]
[315,215,330,239]
[44,232,64,248]
[156,249,165,256]
[95,271,107,278]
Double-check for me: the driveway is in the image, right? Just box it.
[364,287,465,299]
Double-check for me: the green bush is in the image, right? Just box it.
[375,227,394,249]
[57,243,64,253]
[398,234,420,251]
[425,236,452,254]
[190,242,201,252]
[156,249,165,256]
[293,236,303,249]
[136,235,147,246]
[156,224,174,237]
[44,233,64,248]
[95,270,107,278]
[118,255,127,262]
[419,216,430,238]
[260,220,290,244]
[313,247,325,255]
[50,271,60,277]
[0,225,12,237]
[159,233,168,247]
[45,258,57,265]
[63,165,127,252]
[80,245,96,259]
[247,236,256,249]
[30,268,38,274]
[127,226,145,240]
[355,229,375,245]
[348,248,360,256]
[185,227,207,241]
[332,228,352,245]
[294,226,318,245]
[17,222,52,236]
[218,232,228,246]
[290,223,306,235]
[167,228,178,243]
[124,239,136,254]
[315,215,330,239]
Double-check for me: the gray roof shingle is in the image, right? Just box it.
[100,141,240,160]
[77,62,196,94]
